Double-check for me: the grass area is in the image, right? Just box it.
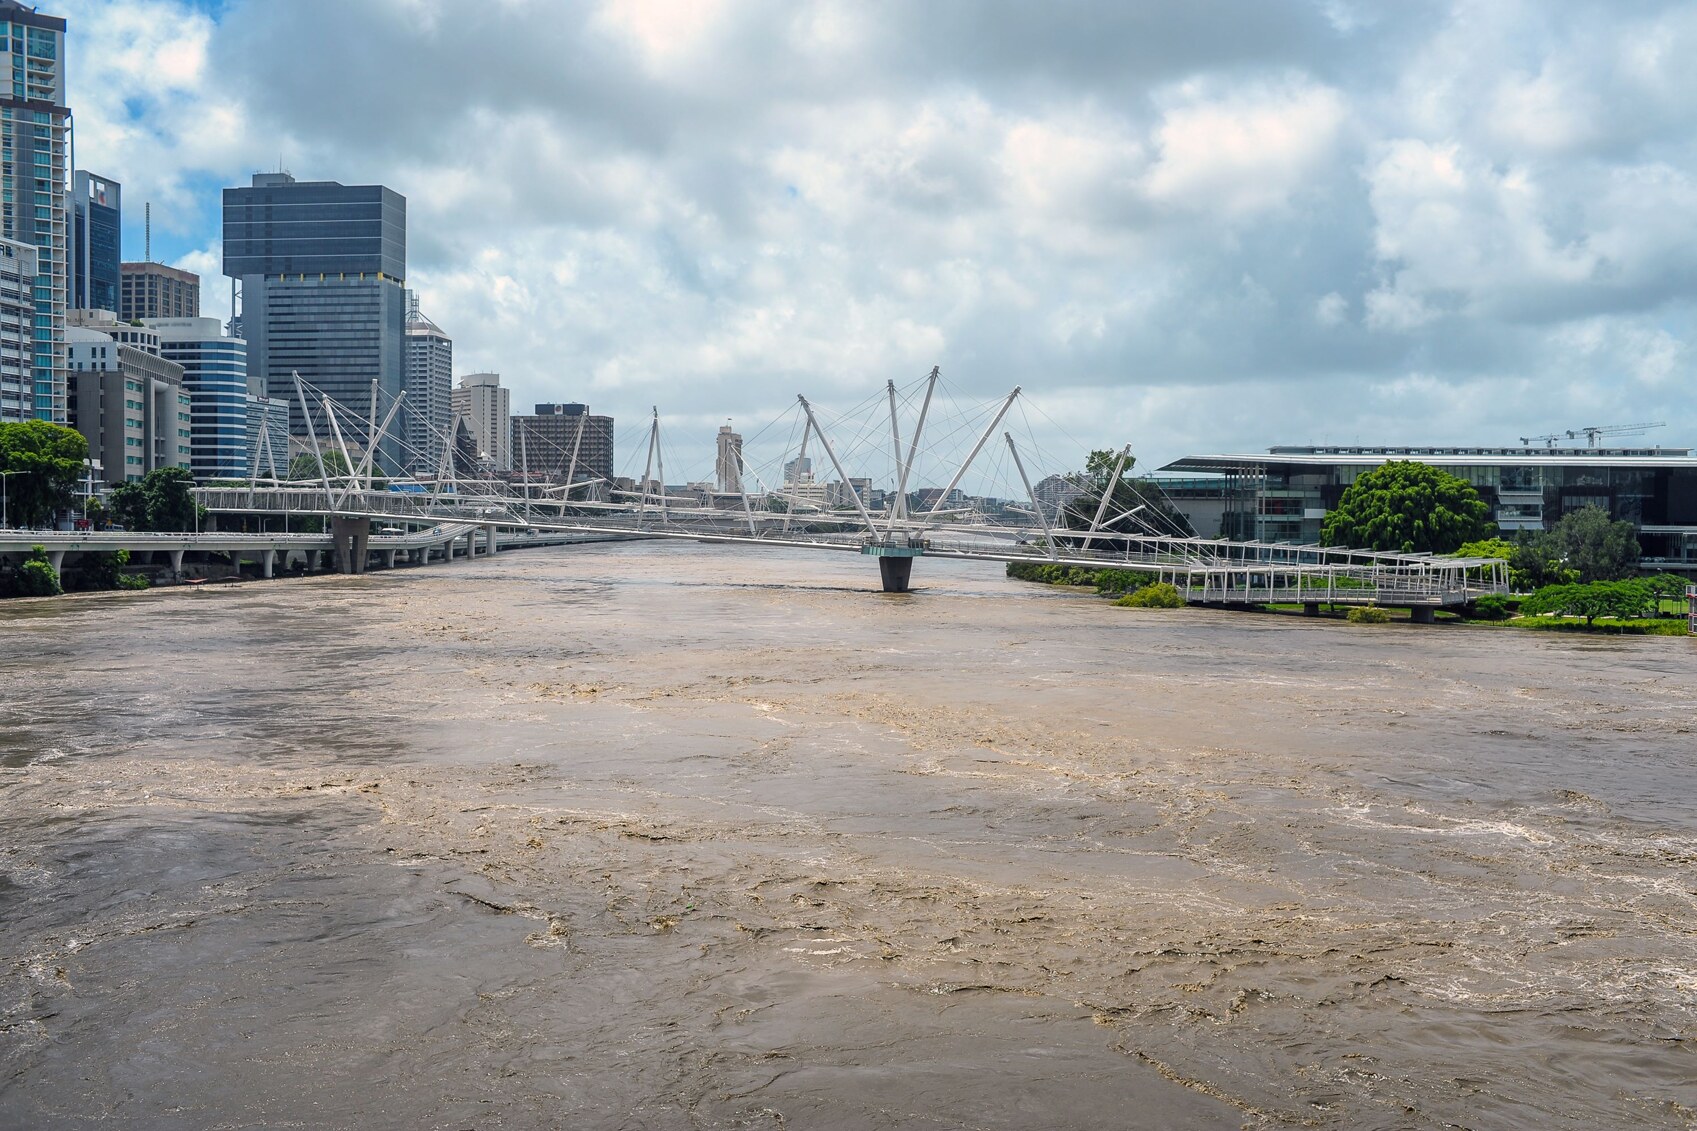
[1262,601,1690,634]
[1510,617,1690,636]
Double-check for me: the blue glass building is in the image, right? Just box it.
[71,170,120,312]
[0,1,70,423]
[149,316,248,482]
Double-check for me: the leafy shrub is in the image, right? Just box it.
[1115,582,1184,608]
[1467,594,1511,620]
[18,546,60,596]
[116,573,150,590]
[1007,561,1151,594]
[1090,568,1145,595]
[1346,606,1391,624]
[1520,579,1653,626]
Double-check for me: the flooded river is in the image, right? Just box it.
[2,541,1694,1128]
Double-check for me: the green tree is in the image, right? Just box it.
[0,420,88,528]
[1061,449,1195,539]
[1507,530,1578,591]
[1450,536,1571,592]
[18,545,61,596]
[1520,579,1653,626]
[1644,572,1687,614]
[108,467,198,532]
[289,450,353,482]
[1545,504,1639,583]
[1453,537,1516,561]
[1321,461,1493,554]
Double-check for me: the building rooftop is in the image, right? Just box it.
[1267,444,1690,458]
[1163,446,1697,474]
[0,2,66,31]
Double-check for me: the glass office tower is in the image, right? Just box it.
[222,173,407,469]
[71,170,120,312]
[0,2,69,423]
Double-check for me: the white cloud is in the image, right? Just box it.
[1314,291,1348,327]
[1144,76,1346,218]
[52,0,1697,470]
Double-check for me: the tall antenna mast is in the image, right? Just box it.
[145,202,151,262]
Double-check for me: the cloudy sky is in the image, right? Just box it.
[60,0,1697,478]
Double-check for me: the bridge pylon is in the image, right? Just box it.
[862,539,925,593]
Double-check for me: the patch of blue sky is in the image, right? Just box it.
[116,169,228,268]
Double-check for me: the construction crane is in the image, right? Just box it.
[1566,422,1665,448]
[1520,422,1667,449]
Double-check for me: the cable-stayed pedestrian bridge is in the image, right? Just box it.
[194,369,1508,613]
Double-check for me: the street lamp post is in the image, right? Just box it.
[0,469,14,529]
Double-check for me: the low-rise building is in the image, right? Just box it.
[66,315,190,484]
[120,261,199,321]
[1159,444,1697,573]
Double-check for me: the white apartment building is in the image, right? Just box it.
[450,371,510,471]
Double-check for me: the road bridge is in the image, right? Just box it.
[0,525,622,582]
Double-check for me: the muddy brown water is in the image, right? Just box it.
[1,541,1694,1129]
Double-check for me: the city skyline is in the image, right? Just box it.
[54,0,1697,474]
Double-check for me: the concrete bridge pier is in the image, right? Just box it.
[878,555,914,593]
[463,528,478,559]
[1410,607,1436,624]
[169,549,184,575]
[330,517,370,574]
[385,549,398,569]
[485,524,499,556]
[46,549,64,573]
[864,543,923,593]
[307,549,322,572]
[1303,602,1320,617]
[260,549,275,579]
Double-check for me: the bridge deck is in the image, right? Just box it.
[192,486,1509,608]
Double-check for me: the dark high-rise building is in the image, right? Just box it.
[71,171,120,312]
[120,262,199,320]
[511,403,615,490]
[222,172,407,468]
[0,1,70,423]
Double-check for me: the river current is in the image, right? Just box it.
[1,541,1693,1129]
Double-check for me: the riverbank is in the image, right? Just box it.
[1005,562,1694,635]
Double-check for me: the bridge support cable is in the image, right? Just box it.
[1004,432,1057,557]
[1080,443,1132,552]
[434,413,461,499]
[639,408,659,523]
[365,378,380,489]
[322,400,360,512]
[356,390,407,494]
[919,385,1021,531]
[797,396,882,533]
[653,409,669,524]
[293,371,337,502]
[886,379,905,526]
[782,415,811,536]
[735,447,758,537]
[888,366,938,534]
[561,409,587,500]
